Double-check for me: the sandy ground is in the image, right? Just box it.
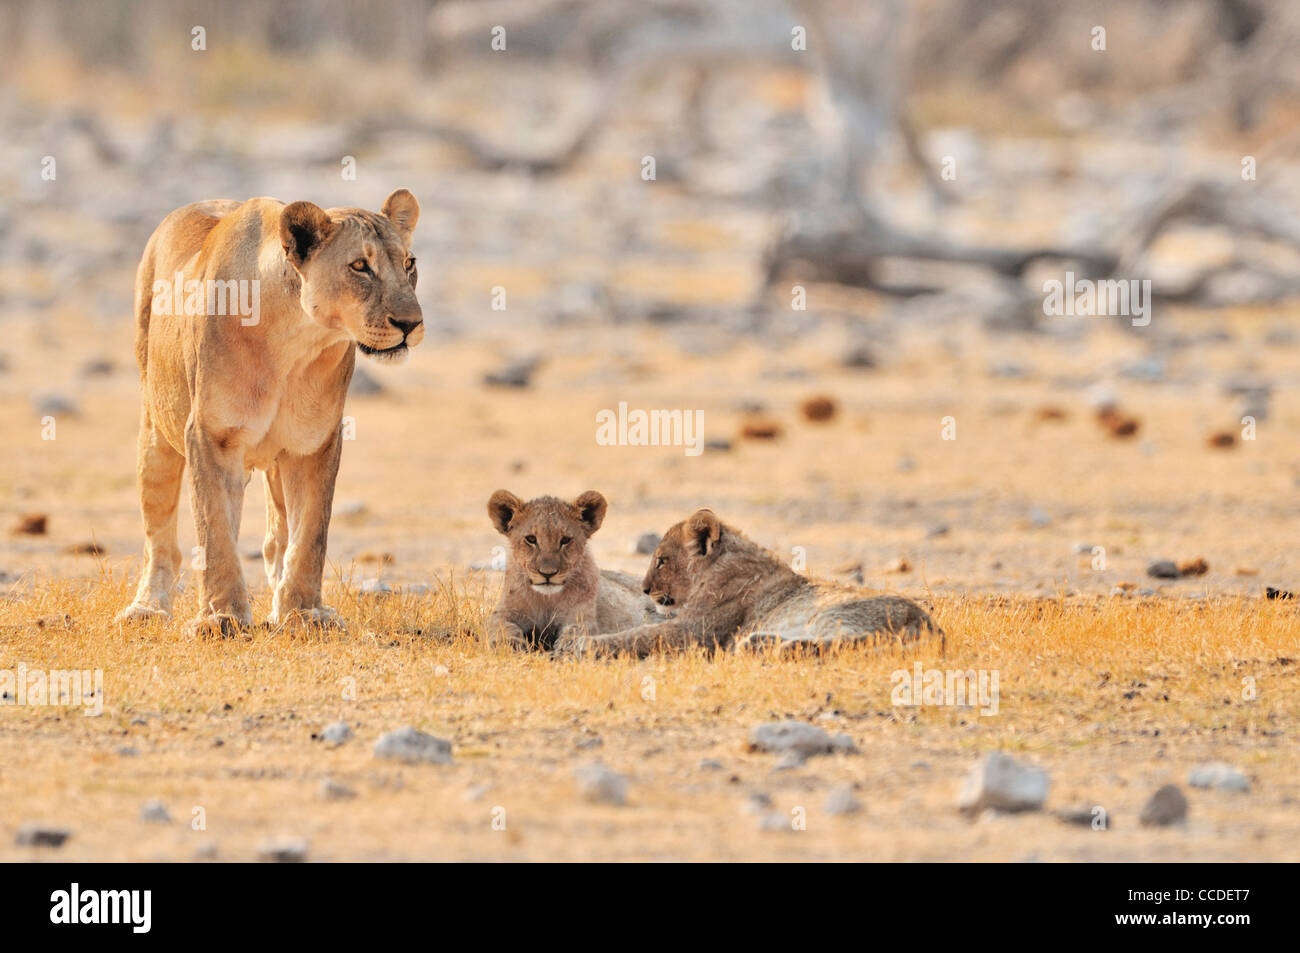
[1,317,1298,861]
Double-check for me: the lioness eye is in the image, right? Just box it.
[560,537,572,546]
[405,257,416,271]
[524,535,537,545]
[349,259,369,273]
[657,556,667,567]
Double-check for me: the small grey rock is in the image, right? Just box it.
[32,392,78,417]
[635,533,661,555]
[824,783,861,815]
[704,438,732,453]
[575,735,603,750]
[117,746,139,757]
[743,792,774,814]
[926,523,950,539]
[1188,763,1250,793]
[359,578,392,597]
[748,720,846,758]
[698,758,724,771]
[1147,560,1180,579]
[258,838,309,862]
[483,356,540,389]
[1055,805,1105,828]
[772,751,806,771]
[758,811,792,832]
[574,762,627,806]
[1139,784,1188,826]
[373,725,453,765]
[139,800,172,824]
[958,752,1050,815]
[319,720,353,747]
[318,777,357,801]
[1029,508,1051,528]
[15,824,70,848]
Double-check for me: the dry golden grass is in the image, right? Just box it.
[1,574,1296,861]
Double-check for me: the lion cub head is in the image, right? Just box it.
[642,508,723,609]
[488,490,608,595]
[279,188,423,363]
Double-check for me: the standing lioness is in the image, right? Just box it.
[119,190,423,635]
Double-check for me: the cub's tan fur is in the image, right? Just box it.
[557,509,942,658]
[118,190,424,635]
[487,490,656,649]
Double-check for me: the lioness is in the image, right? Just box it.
[555,509,942,658]
[118,190,423,634]
[486,490,656,649]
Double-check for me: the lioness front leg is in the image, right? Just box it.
[558,619,708,659]
[485,616,530,649]
[184,419,253,636]
[268,428,343,628]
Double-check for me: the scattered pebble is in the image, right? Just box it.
[1054,805,1103,827]
[318,777,357,801]
[373,725,453,765]
[1188,763,1249,793]
[884,557,912,573]
[698,758,724,771]
[32,392,78,416]
[926,524,950,539]
[1147,560,1180,580]
[359,578,392,597]
[823,783,861,816]
[758,811,792,832]
[1139,784,1188,826]
[573,762,627,806]
[483,356,539,389]
[15,823,70,848]
[747,720,854,758]
[958,752,1050,816]
[1177,557,1209,577]
[258,838,309,862]
[11,514,47,536]
[739,418,783,441]
[1206,431,1237,449]
[704,438,732,453]
[318,720,353,747]
[139,800,171,824]
[800,395,837,422]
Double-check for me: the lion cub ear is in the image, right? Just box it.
[488,490,525,535]
[280,201,335,270]
[573,491,607,534]
[381,189,420,244]
[687,508,722,556]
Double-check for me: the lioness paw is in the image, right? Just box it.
[116,603,172,624]
[185,613,250,640]
[270,606,344,631]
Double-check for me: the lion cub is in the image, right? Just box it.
[486,490,656,650]
[556,508,942,658]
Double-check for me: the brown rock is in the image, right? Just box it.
[739,419,783,441]
[1206,431,1237,449]
[12,514,47,535]
[1178,557,1208,577]
[800,396,837,423]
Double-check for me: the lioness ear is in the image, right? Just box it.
[573,491,607,534]
[687,508,722,556]
[488,490,525,535]
[280,201,334,270]
[381,188,420,243]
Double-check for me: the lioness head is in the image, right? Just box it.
[488,490,607,595]
[642,508,722,608]
[279,188,423,363]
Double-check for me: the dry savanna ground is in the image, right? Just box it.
[1,311,1298,861]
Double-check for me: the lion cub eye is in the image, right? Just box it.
[559,536,572,547]
[349,259,369,273]
[524,535,537,546]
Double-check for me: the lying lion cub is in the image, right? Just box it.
[555,509,942,658]
[486,490,656,649]
[118,189,423,635]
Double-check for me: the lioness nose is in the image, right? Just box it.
[387,314,422,336]
[643,586,651,594]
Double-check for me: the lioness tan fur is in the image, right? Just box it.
[118,189,424,635]
[556,508,942,658]
[486,490,656,649]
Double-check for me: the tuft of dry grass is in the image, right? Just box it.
[1,578,1295,861]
